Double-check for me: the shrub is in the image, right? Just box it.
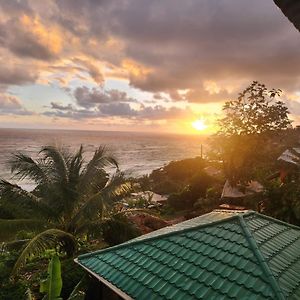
[101,214,141,246]
[0,280,27,300]
[168,171,214,210]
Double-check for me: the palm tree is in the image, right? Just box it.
[0,145,131,274]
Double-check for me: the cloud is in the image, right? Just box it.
[108,0,300,100]
[3,0,300,98]
[1,0,300,124]
[50,102,74,111]
[100,102,137,116]
[0,93,33,115]
[0,94,21,109]
[73,59,104,84]
[139,105,191,120]
[0,63,38,86]
[74,86,136,108]
[46,88,191,120]
[1,15,63,61]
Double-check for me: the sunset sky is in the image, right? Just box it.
[0,0,299,134]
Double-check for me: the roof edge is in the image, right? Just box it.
[74,258,133,300]
[238,215,285,300]
[252,212,300,231]
[78,210,255,260]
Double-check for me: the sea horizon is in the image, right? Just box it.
[0,126,211,138]
[0,127,208,191]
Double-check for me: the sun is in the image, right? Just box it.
[192,119,207,131]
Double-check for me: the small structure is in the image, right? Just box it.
[278,148,300,166]
[276,147,300,182]
[128,191,167,207]
[221,180,264,199]
[76,209,300,299]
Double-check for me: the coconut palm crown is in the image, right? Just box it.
[0,145,131,274]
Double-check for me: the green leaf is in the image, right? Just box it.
[11,229,76,275]
[40,255,63,300]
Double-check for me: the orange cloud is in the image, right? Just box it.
[122,59,152,79]
[20,14,62,56]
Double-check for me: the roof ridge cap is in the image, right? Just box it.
[237,215,285,300]
[78,213,246,260]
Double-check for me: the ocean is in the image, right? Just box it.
[0,128,207,190]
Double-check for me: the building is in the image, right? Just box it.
[274,0,300,32]
[76,209,300,299]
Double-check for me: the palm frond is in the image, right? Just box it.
[81,169,108,194]
[11,229,76,275]
[68,145,84,186]
[8,153,50,185]
[79,146,118,191]
[40,146,69,184]
[69,193,105,231]
[102,172,133,200]
[0,180,55,218]
[70,173,132,227]
[0,219,46,241]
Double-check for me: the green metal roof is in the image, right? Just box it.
[76,210,300,299]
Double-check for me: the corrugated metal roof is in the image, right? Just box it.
[221,180,264,199]
[76,210,300,299]
[278,148,300,166]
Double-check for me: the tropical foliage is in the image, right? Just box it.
[39,255,85,300]
[40,255,63,300]
[146,157,206,194]
[211,81,292,184]
[0,145,132,274]
[167,171,216,210]
[218,81,291,136]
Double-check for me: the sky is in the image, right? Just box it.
[0,0,299,135]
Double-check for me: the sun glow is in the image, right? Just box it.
[192,119,207,131]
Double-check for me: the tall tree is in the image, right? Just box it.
[211,81,292,184]
[218,81,291,136]
[0,145,131,274]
